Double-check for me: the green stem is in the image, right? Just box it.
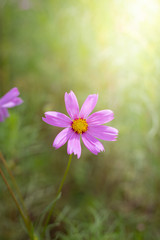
[0,152,28,217]
[0,167,34,240]
[42,154,73,237]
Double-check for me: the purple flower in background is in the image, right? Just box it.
[42,91,118,159]
[0,87,23,122]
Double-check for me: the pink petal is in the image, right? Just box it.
[88,125,118,141]
[79,94,98,119]
[42,111,72,127]
[67,132,81,159]
[81,132,104,155]
[0,88,20,106]
[53,128,73,149]
[87,110,114,125]
[2,97,23,108]
[0,108,9,122]
[65,91,79,119]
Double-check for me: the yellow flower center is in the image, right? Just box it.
[72,118,88,134]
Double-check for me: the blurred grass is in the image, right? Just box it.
[1,0,160,239]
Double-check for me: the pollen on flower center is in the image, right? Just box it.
[72,118,88,134]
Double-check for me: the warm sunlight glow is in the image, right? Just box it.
[126,0,159,33]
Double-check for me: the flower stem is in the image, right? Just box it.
[0,167,34,240]
[42,154,73,237]
[0,152,28,217]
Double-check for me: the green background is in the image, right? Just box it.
[1,0,160,239]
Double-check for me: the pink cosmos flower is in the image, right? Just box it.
[0,87,23,122]
[42,91,118,159]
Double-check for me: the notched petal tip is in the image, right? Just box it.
[80,93,98,119]
[67,133,81,159]
[65,90,74,95]
[82,132,104,155]
[65,90,79,119]
[69,90,74,94]
[42,117,48,124]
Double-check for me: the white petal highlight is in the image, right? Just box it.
[67,132,81,159]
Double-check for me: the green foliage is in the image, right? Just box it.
[1,0,160,239]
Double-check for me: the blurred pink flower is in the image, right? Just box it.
[42,91,118,158]
[0,87,23,122]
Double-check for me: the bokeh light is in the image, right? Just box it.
[1,0,160,239]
